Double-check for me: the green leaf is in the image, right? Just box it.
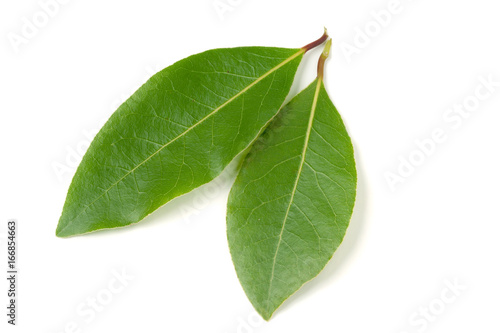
[56,42,321,237]
[227,40,357,320]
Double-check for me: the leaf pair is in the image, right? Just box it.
[56,31,356,320]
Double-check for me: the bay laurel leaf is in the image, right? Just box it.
[226,40,357,320]
[56,32,329,237]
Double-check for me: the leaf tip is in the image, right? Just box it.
[256,307,273,321]
[55,225,68,238]
[55,216,73,238]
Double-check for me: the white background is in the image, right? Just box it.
[1,0,500,332]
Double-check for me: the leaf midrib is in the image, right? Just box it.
[61,49,305,232]
[266,78,322,311]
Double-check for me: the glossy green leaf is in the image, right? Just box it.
[56,40,328,237]
[227,40,357,320]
